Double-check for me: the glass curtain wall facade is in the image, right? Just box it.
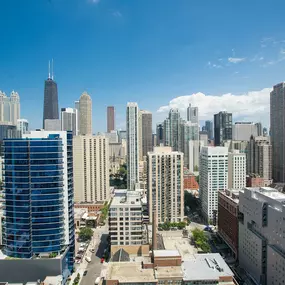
[2,132,74,272]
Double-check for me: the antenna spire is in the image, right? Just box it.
[48,60,51,79]
[51,59,54,80]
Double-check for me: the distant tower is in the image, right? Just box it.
[79,92,92,135]
[10,91,20,125]
[61,108,78,136]
[107,106,115,133]
[187,103,198,124]
[43,60,59,128]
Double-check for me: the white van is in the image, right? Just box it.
[85,256,91,263]
[95,277,101,285]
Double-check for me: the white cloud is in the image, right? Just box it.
[228,57,245,63]
[156,88,271,126]
[207,61,222,69]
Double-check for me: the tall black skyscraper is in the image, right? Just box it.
[214,111,232,146]
[43,60,59,128]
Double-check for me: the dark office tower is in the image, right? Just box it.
[214,111,232,146]
[156,123,164,146]
[205,120,213,140]
[255,122,262,136]
[107,106,115,132]
[271,83,285,182]
[43,61,59,128]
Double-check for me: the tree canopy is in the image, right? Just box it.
[191,228,211,253]
[79,227,93,241]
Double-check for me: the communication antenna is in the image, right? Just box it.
[48,60,51,79]
[51,59,54,80]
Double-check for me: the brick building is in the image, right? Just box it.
[218,189,239,259]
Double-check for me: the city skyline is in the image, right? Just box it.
[1,1,284,131]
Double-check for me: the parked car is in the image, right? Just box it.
[83,270,88,276]
[100,257,104,263]
[90,248,95,253]
[85,256,91,263]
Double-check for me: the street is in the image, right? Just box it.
[80,226,109,285]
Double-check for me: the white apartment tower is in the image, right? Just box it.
[79,92,92,135]
[0,90,20,125]
[109,190,143,249]
[17,119,29,137]
[73,135,110,202]
[187,103,198,124]
[239,187,285,285]
[147,147,184,223]
[228,150,246,189]
[200,146,228,224]
[126,102,139,190]
[61,107,78,136]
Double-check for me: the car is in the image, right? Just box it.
[85,256,91,263]
[90,248,95,253]
[100,257,104,263]
[83,270,88,276]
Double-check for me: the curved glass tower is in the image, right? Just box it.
[2,131,74,274]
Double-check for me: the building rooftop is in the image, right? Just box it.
[155,266,183,280]
[111,190,141,206]
[246,187,285,202]
[219,189,240,204]
[105,262,156,283]
[153,250,180,257]
[182,253,234,281]
[74,208,87,220]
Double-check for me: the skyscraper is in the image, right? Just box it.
[270,83,285,182]
[205,120,213,140]
[79,92,92,135]
[156,123,164,146]
[255,122,263,136]
[232,122,258,141]
[73,135,109,202]
[2,130,74,281]
[187,103,198,124]
[107,106,115,133]
[147,146,184,223]
[16,119,29,136]
[200,146,228,224]
[0,91,20,125]
[228,150,246,189]
[75,100,80,134]
[126,102,139,190]
[43,61,59,128]
[247,136,272,183]
[139,110,152,160]
[214,111,232,146]
[61,107,78,135]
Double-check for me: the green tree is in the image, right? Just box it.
[79,227,93,241]
[191,228,211,253]
[194,165,199,171]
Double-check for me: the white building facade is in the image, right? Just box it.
[126,102,139,190]
[16,119,29,136]
[147,147,184,223]
[228,150,246,189]
[232,122,258,141]
[239,187,285,285]
[61,107,78,136]
[73,135,110,202]
[200,146,228,224]
[0,91,20,125]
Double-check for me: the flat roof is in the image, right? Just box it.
[153,250,180,257]
[182,254,234,281]
[106,262,156,283]
[155,266,183,279]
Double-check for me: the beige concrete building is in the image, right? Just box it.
[147,147,184,224]
[73,135,110,202]
[139,110,153,161]
[228,150,246,189]
[79,92,92,135]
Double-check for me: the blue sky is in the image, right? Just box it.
[1,0,285,131]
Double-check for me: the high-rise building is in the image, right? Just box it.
[138,110,152,160]
[232,122,258,141]
[187,103,198,124]
[239,187,285,285]
[163,109,182,151]
[0,91,20,125]
[214,111,232,146]
[2,131,74,280]
[73,135,110,202]
[228,150,246,189]
[44,119,61,131]
[270,83,285,182]
[43,62,59,128]
[181,121,199,168]
[147,147,184,223]
[247,136,272,183]
[156,123,164,146]
[16,119,29,136]
[79,92,92,135]
[205,120,213,140]
[75,100,80,133]
[107,106,115,133]
[255,122,263,136]
[199,131,208,147]
[61,107,78,135]
[109,190,143,253]
[126,102,139,190]
[200,146,228,224]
